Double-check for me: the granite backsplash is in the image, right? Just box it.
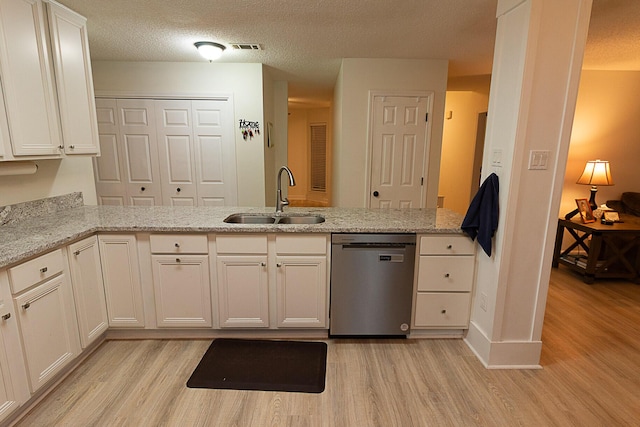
[0,192,84,226]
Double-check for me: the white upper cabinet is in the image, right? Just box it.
[0,0,99,161]
[46,0,100,155]
[0,0,61,158]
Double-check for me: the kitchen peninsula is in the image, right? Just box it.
[0,194,474,425]
[0,198,465,269]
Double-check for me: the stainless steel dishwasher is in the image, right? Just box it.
[330,233,416,336]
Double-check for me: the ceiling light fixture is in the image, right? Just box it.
[194,41,226,62]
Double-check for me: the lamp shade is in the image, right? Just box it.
[194,41,226,61]
[576,160,614,186]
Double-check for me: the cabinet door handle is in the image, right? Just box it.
[22,302,31,310]
[69,145,75,149]
[446,245,453,249]
[176,258,181,263]
[444,273,450,278]
[441,309,447,314]
[40,267,48,273]
[1,313,10,321]
[276,263,282,267]
[176,187,181,192]
[74,250,81,256]
[174,243,180,248]
[141,187,146,192]
[260,262,266,267]
[58,145,64,149]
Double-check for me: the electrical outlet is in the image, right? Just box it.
[479,292,488,311]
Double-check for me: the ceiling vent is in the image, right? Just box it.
[230,43,262,50]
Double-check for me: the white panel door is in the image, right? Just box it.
[117,99,163,206]
[151,255,211,327]
[98,234,145,328]
[216,255,269,327]
[0,0,61,157]
[67,236,108,348]
[192,99,237,206]
[155,100,198,206]
[369,94,431,208]
[93,99,126,205]
[13,274,80,393]
[0,271,29,423]
[46,1,99,155]
[276,256,327,328]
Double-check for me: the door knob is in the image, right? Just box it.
[373,191,379,197]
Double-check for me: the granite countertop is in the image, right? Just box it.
[0,205,466,270]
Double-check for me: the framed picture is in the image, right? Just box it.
[575,198,595,223]
[603,211,620,222]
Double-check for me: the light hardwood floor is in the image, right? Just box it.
[14,267,640,426]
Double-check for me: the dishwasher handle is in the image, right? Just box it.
[339,243,414,250]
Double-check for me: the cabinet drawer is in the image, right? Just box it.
[417,256,474,292]
[216,235,268,254]
[150,234,208,254]
[414,292,471,328]
[275,234,327,255]
[420,235,474,255]
[9,249,64,294]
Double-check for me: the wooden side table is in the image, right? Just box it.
[552,217,640,284]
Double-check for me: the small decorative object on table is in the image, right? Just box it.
[602,211,620,224]
[575,198,595,223]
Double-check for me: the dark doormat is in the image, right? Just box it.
[186,338,327,393]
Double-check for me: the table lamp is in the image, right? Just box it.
[565,159,614,220]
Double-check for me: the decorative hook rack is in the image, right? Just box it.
[239,119,260,140]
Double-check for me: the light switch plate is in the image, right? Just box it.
[528,150,550,170]
[491,149,502,167]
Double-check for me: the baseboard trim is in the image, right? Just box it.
[106,328,329,340]
[464,321,542,369]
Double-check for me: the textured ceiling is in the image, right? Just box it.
[56,0,640,104]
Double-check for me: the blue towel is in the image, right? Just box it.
[461,173,499,256]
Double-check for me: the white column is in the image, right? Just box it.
[464,0,593,368]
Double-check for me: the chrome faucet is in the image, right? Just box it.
[276,166,296,213]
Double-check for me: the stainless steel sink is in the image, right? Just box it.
[223,213,325,225]
[223,214,276,224]
[275,215,325,224]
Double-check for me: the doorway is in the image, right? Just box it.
[367,92,433,208]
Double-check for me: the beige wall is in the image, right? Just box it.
[333,58,448,208]
[91,61,267,207]
[561,70,640,215]
[439,91,489,214]
[287,108,331,204]
[0,158,97,206]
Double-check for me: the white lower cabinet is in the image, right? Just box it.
[67,236,108,348]
[98,234,145,328]
[150,234,211,328]
[9,250,81,393]
[216,235,269,328]
[0,270,29,424]
[413,235,475,329]
[215,234,329,329]
[275,235,328,328]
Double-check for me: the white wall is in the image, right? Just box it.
[91,61,266,206]
[0,158,97,206]
[439,91,489,214]
[333,58,448,208]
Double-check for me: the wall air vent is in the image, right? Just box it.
[230,43,262,50]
